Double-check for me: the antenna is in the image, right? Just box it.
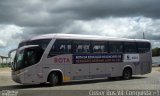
[143,32,145,39]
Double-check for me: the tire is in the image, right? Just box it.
[49,73,59,86]
[122,68,132,80]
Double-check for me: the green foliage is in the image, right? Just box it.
[152,47,160,57]
[0,63,11,68]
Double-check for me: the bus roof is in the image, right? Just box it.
[30,33,150,43]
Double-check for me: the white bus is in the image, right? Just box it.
[10,34,152,85]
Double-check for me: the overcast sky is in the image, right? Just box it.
[0,0,160,56]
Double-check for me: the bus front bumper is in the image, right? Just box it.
[12,70,22,84]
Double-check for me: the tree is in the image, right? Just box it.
[152,47,160,57]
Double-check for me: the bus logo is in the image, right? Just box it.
[124,54,139,62]
[127,55,130,60]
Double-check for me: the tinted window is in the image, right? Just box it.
[93,41,108,53]
[14,47,44,70]
[124,42,137,53]
[109,42,123,53]
[19,39,51,50]
[48,39,71,57]
[72,40,90,53]
[138,42,150,53]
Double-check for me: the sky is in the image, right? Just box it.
[0,0,160,56]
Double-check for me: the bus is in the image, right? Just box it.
[10,34,152,85]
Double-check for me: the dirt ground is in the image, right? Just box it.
[152,67,160,72]
[0,67,11,73]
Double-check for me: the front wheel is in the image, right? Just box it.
[49,73,59,86]
[122,68,132,80]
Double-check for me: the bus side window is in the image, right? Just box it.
[93,41,108,53]
[48,39,71,57]
[124,42,137,53]
[72,40,90,53]
[138,42,150,53]
[109,42,123,53]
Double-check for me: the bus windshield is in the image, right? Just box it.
[12,39,51,71]
[13,46,43,71]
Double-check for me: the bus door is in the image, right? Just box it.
[24,63,43,84]
[23,47,43,84]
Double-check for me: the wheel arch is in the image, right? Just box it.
[47,69,63,83]
[122,65,133,75]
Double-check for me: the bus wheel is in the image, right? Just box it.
[122,68,132,80]
[49,73,59,86]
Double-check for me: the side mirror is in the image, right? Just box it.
[8,48,17,58]
[8,48,17,70]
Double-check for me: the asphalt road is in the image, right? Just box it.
[0,67,160,96]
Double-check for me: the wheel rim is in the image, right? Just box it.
[50,74,59,85]
[52,75,58,84]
